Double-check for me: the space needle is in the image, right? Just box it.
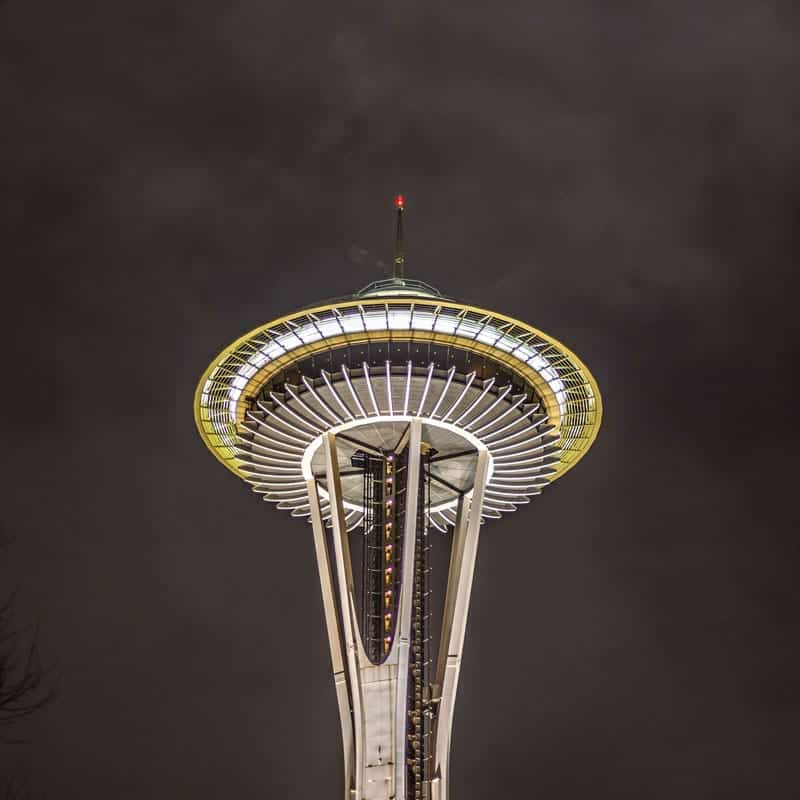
[193,197,602,799]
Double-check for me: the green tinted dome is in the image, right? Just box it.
[355,277,445,300]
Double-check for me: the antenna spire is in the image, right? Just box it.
[393,195,405,280]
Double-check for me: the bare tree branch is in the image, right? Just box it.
[0,774,33,800]
[0,539,56,800]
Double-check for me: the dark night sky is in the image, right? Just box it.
[1,1,798,797]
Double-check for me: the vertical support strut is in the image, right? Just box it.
[307,477,354,799]
[314,422,426,800]
[430,447,490,800]
[324,433,366,800]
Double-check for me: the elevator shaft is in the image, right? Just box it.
[353,442,432,799]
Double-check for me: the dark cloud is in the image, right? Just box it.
[1,1,798,797]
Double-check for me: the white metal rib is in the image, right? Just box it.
[361,363,381,417]
[265,487,308,498]
[482,406,543,444]
[269,391,325,435]
[402,361,412,416]
[492,484,542,497]
[241,453,298,468]
[284,384,333,430]
[491,465,557,476]
[240,465,303,478]
[243,471,304,488]
[428,366,456,419]
[429,514,448,533]
[480,506,502,519]
[503,456,559,470]
[481,499,515,513]
[440,508,458,526]
[237,433,305,456]
[342,365,368,418]
[452,378,495,427]
[440,371,476,421]
[464,384,512,431]
[488,429,556,456]
[416,362,435,415]
[322,371,355,421]
[301,376,344,425]
[484,418,551,449]
[491,442,556,462]
[253,481,308,492]
[490,481,546,491]
[485,489,531,500]
[385,361,393,415]
[471,393,528,436]
[252,417,314,447]
[277,499,309,511]
[254,401,317,440]
[246,410,313,446]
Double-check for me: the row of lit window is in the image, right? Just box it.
[383,453,395,655]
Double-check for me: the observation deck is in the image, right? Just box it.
[195,283,602,523]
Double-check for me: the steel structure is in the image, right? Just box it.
[193,198,602,799]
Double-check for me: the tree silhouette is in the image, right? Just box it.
[0,595,52,736]
[1,774,33,800]
[0,540,55,797]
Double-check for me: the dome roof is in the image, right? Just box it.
[355,277,446,300]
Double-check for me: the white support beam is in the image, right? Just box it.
[324,433,366,800]
[431,446,490,800]
[433,494,468,695]
[306,477,354,800]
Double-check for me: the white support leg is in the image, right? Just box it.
[314,421,431,800]
[430,446,490,800]
[306,477,354,799]
[324,433,366,800]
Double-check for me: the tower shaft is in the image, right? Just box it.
[194,198,603,800]
[307,420,490,800]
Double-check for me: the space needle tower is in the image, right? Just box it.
[194,197,602,800]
